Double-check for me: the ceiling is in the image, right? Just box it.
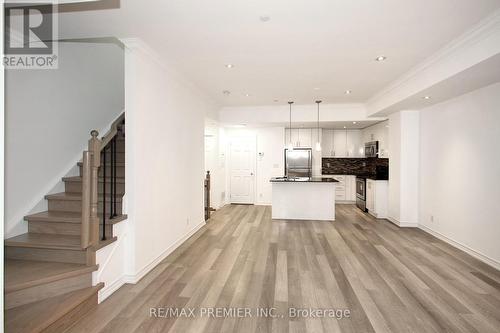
[57,0,500,106]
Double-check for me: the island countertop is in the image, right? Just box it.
[271,177,337,220]
[270,176,339,183]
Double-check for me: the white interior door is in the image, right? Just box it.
[229,136,255,204]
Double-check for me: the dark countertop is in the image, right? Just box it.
[354,174,389,181]
[270,177,339,183]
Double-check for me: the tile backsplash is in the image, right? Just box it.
[322,157,389,176]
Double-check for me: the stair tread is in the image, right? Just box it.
[96,236,118,250]
[26,211,128,225]
[63,176,125,183]
[45,192,83,201]
[5,283,103,333]
[25,211,81,223]
[46,192,123,201]
[5,233,82,250]
[5,259,97,293]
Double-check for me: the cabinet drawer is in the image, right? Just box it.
[333,175,345,181]
[335,185,345,192]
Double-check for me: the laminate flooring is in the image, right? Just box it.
[68,204,500,333]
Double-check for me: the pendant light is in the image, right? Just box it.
[287,101,294,151]
[315,100,322,151]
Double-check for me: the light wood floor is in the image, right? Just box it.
[68,204,500,333]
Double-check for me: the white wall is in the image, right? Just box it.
[5,41,124,238]
[388,113,401,222]
[419,82,500,268]
[388,111,419,227]
[205,120,227,209]
[122,39,219,283]
[256,127,285,204]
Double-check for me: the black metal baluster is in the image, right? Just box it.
[110,138,115,220]
[113,136,117,217]
[102,145,107,241]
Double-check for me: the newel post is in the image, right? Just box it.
[81,130,101,248]
[204,171,211,221]
[89,130,101,246]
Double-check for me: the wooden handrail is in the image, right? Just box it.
[100,113,125,152]
[81,112,125,249]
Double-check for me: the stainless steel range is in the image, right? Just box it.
[356,177,367,212]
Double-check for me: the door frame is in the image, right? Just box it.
[228,134,257,204]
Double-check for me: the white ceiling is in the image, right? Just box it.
[57,0,500,106]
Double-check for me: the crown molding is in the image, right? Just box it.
[119,37,220,110]
[367,9,500,115]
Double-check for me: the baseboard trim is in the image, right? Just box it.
[98,276,126,303]
[387,216,418,228]
[123,220,206,284]
[336,200,356,205]
[418,224,500,271]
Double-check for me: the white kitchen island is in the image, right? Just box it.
[270,177,338,221]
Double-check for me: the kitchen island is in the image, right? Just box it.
[270,177,338,221]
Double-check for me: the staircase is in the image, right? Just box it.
[4,115,126,333]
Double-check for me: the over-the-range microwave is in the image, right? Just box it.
[365,141,379,158]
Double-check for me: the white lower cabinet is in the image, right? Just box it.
[331,175,356,203]
[366,179,388,218]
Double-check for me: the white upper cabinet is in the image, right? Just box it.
[288,128,364,158]
[333,130,347,157]
[321,129,334,157]
[321,129,363,158]
[284,128,295,147]
[346,130,363,157]
[285,128,312,148]
[297,128,312,148]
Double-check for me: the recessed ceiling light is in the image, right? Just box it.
[345,90,352,95]
[352,121,357,124]
[245,93,250,97]
[259,16,271,22]
[225,64,234,69]
[222,90,230,95]
[423,96,431,100]
[343,126,347,129]
[375,55,387,62]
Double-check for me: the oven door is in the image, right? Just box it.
[356,178,365,200]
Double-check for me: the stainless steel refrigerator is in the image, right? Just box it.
[284,148,312,177]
